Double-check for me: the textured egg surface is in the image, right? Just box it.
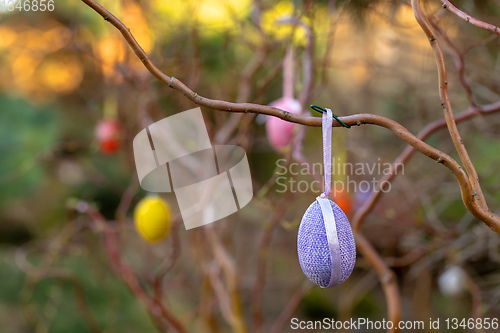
[297,199,356,287]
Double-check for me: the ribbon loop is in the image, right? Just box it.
[322,108,333,197]
[316,196,341,287]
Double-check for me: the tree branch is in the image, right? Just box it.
[353,101,500,232]
[356,234,401,332]
[87,207,187,333]
[80,0,500,233]
[440,0,500,36]
[429,17,478,107]
[411,0,499,231]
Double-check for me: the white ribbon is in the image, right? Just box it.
[318,108,341,287]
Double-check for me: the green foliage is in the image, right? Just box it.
[0,96,59,204]
[0,248,157,333]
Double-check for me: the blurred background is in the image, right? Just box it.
[1,0,500,332]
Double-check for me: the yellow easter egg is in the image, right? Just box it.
[134,196,171,242]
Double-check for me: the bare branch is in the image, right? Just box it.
[87,207,187,333]
[356,234,401,333]
[429,18,478,107]
[411,0,499,231]
[440,0,500,36]
[80,0,500,232]
[252,194,291,333]
[271,281,312,333]
[353,100,500,232]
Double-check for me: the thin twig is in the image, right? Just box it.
[204,225,247,333]
[271,281,313,333]
[429,17,478,107]
[440,0,500,36]
[412,0,486,212]
[353,100,500,232]
[461,265,483,322]
[154,216,182,301]
[41,269,102,333]
[87,207,187,333]
[356,233,402,333]
[251,194,292,333]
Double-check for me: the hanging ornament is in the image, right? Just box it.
[95,96,123,154]
[134,195,172,243]
[297,107,356,288]
[266,46,302,152]
[438,265,467,296]
[95,118,122,154]
[266,97,301,150]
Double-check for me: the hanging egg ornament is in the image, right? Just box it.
[95,118,123,154]
[134,196,172,243]
[297,196,356,287]
[297,107,356,288]
[438,265,467,296]
[266,97,301,151]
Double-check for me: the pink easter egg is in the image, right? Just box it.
[266,97,301,151]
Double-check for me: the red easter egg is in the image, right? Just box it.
[95,119,122,154]
[266,97,301,151]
